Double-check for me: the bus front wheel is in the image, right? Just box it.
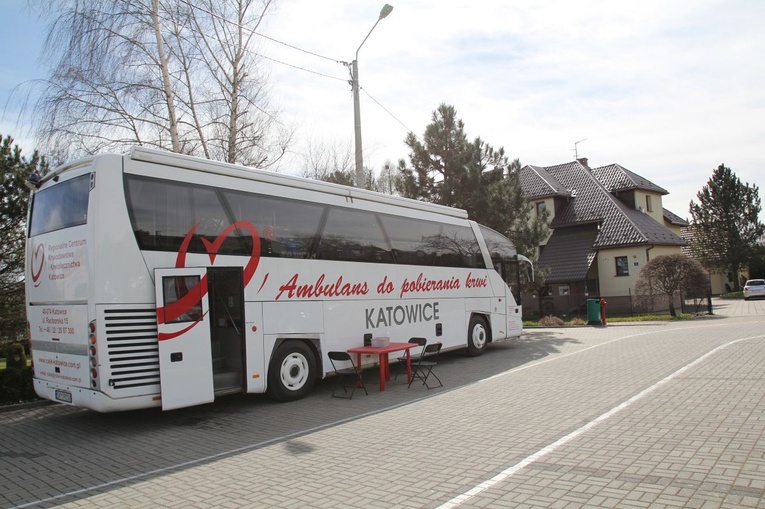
[267,340,316,402]
[466,315,489,357]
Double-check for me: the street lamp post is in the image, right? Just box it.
[351,3,393,188]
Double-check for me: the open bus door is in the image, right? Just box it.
[493,254,534,305]
[514,254,534,303]
[155,267,215,410]
[492,254,533,335]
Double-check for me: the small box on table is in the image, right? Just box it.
[371,337,390,348]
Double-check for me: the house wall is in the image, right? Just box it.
[533,197,556,246]
[634,190,664,224]
[665,222,685,237]
[708,269,735,295]
[597,245,683,312]
[646,245,682,262]
[597,246,645,297]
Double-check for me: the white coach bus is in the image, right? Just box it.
[25,147,531,412]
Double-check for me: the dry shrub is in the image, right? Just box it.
[539,315,565,327]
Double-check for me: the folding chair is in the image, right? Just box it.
[394,337,427,380]
[408,342,443,389]
[327,351,367,399]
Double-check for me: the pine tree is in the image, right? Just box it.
[396,104,547,264]
[688,164,764,290]
[0,136,46,342]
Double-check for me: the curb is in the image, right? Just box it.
[0,399,52,413]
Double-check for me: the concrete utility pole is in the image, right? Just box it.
[351,4,393,187]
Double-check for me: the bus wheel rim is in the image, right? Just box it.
[471,324,486,349]
[280,353,309,391]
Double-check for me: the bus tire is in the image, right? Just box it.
[466,315,489,357]
[267,340,316,402]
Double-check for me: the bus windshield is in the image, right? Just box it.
[478,225,517,261]
[478,224,531,304]
[29,174,90,237]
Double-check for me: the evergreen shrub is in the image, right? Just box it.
[6,343,27,368]
[0,366,36,405]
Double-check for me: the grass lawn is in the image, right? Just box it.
[0,359,33,370]
[524,312,699,327]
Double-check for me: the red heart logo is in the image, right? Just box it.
[157,221,261,337]
[31,243,45,287]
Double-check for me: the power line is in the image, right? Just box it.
[361,87,417,139]
[257,53,346,82]
[176,0,347,74]
[176,1,419,148]
[254,28,345,66]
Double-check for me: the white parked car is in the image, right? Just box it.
[743,279,765,300]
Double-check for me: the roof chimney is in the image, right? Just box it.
[577,157,588,167]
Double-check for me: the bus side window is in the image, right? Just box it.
[378,214,440,266]
[222,190,324,259]
[126,176,249,255]
[192,187,248,255]
[433,224,484,269]
[316,208,393,264]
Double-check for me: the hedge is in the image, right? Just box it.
[0,366,37,406]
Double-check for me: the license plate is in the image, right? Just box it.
[55,389,73,404]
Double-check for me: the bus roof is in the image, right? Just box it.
[128,147,469,219]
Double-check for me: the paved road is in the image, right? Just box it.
[2,298,764,508]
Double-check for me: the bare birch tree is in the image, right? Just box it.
[374,160,399,195]
[298,138,384,189]
[300,137,353,182]
[32,0,291,167]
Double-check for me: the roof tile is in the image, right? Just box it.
[519,161,686,249]
[591,163,668,194]
[520,165,572,199]
[663,207,689,226]
[538,225,599,283]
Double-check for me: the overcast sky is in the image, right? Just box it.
[2,1,763,222]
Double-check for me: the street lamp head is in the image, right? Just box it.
[379,4,393,19]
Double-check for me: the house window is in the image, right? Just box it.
[645,195,653,212]
[615,256,629,276]
[536,201,546,217]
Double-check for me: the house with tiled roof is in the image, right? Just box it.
[519,158,688,317]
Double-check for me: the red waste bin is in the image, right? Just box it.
[600,299,608,326]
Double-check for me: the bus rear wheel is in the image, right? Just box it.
[267,340,316,402]
[466,315,489,357]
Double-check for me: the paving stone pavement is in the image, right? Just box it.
[3,298,765,509]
